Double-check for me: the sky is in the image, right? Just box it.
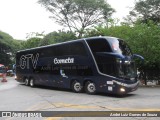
[0,0,135,40]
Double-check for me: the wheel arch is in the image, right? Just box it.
[83,79,93,86]
[23,76,28,82]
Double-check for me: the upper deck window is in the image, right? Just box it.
[87,38,112,53]
[108,38,132,56]
[40,41,87,57]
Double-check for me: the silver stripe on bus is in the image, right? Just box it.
[113,80,139,88]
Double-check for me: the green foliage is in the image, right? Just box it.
[26,31,45,39]
[0,31,14,46]
[0,31,25,65]
[39,30,77,46]
[38,0,115,37]
[0,43,11,65]
[22,37,42,49]
[18,30,76,49]
[0,31,15,65]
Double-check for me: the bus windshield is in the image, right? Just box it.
[117,60,137,80]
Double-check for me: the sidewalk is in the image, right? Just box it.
[139,80,160,87]
[0,77,19,91]
[139,85,160,88]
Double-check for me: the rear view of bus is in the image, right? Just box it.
[85,37,143,95]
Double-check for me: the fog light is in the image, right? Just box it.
[120,88,125,92]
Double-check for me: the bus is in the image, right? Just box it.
[15,36,143,95]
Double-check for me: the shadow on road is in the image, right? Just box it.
[20,83,137,98]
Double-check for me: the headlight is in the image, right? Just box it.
[120,88,125,92]
[116,58,122,63]
[124,60,131,65]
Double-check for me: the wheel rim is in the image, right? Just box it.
[87,83,96,93]
[25,78,29,85]
[74,82,81,92]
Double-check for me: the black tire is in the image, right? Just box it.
[71,81,83,93]
[29,78,35,87]
[24,78,29,86]
[85,81,96,95]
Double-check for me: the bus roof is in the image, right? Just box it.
[17,36,118,53]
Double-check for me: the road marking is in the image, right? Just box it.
[26,102,100,111]
[26,102,55,111]
[25,102,160,120]
[26,102,160,111]
[45,117,62,120]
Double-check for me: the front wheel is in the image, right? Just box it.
[72,81,83,93]
[85,81,96,95]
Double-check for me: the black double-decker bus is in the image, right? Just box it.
[16,36,143,95]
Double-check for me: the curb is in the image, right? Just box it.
[139,85,160,88]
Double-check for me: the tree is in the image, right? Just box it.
[26,31,45,39]
[0,31,15,65]
[22,37,42,49]
[39,30,77,46]
[38,0,115,37]
[127,0,160,24]
[0,43,11,65]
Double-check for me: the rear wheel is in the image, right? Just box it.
[24,78,29,86]
[72,81,83,93]
[30,78,35,87]
[85,81,96,94]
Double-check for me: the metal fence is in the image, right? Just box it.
[138,69,160,85]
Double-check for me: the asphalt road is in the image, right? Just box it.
[0,77,160,120]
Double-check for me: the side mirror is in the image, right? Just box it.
[132,54,144,63]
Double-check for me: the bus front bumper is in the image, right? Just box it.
[106,80,139,95]
[114,80,139,94]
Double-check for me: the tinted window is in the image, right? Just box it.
[119,39,132,56]
[55,44,70,56]
[56,42,87,56]
[96,55,117,76]
[108,39,132,56]
[63,65,93,76]
[69,42,87,56]
[87,38,112,53]
[40,41,87,57]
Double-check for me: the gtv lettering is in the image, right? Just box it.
[19,53,39,69]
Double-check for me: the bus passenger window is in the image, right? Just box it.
[87,38,112,53]
[69,42,87,56]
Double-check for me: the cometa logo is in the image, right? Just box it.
[54,57,74,64]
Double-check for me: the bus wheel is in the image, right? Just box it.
[30,78,35,87]
[25,78,29,86]
[72,81,83,93]
[85,81,96,95]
